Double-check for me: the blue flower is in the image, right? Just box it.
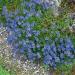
[31,22,36,27]
[54,57,60,63]
[28,41,35,49]
[27,49,36,62]
[65,38,74,51]
[26,27,31,31]
[60,44,65,51]
[44,54,52,65]
[45,37,49,41]
[49,50,56,57]
[54,38,58,42]
[2,1,75,69]
[43,44,51,54]
[60,53,64,59]
[36,44,40,49]
[26,32,32,37]
[32,0,41,4]
[35,11,41,17]
[15,17,19,22]
[26,12,32,18]
[42,2,50,9]
[20,47,25,53]
[2,6,8,16]
[34,37,39,42]
[33,30,40,36]
[7,34,17,44]
[56,31,60,37]
[60,38,64,44]
[26,2,33,8]
[51,42,56,53]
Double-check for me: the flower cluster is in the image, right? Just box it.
[1,0,75,69]
[43,36,75,68]
[1,0,45,60]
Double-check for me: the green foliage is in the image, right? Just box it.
[0,0,75,75]
[35,6,75,75]
[0,65,10,75]
[56,62,73,75]
[34,8,73,40]
[0,0,22,12]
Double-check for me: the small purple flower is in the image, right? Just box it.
[60,38,64,44]
[60,53,64,59]
[51,42,56,53]
[27,49,36,62]
[56,31,60,37]
[54,57,60,62]
[26,2,33,8]
[36,44,40,48]
[44,54,52,65]
[42,2,50,9]
[33,0,41,4]
[18,21,21,25]
[45,37,49,41]
[23,9,28,14]
[33,30,40,36]
[28,41,35,49]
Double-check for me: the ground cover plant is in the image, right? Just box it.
[0,0,75,75]
[0,65,10,75]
